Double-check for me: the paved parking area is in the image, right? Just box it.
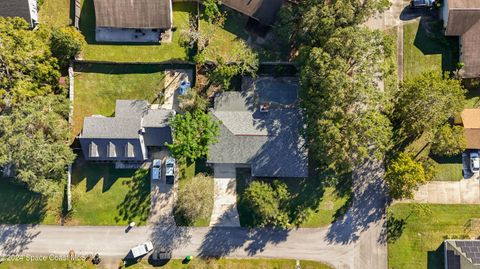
[210,164,240,227]
[411,178,480,204]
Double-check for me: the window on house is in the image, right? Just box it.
[125,142,135,158]
[108,142,117,158]
[89,142,99,158]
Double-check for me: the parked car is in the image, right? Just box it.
[165,157,176,184]
[151,159,162,181]
[410,0,435,8]
[148,248,172,266]
[470,152,480,173]
[130,241,154,259]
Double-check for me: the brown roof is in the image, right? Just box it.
[462,109,480,148]
[93,0,172,29]
[447,0,480,9]
[0,0,33,25]
[222,0,283,25]
[460,21,480,78]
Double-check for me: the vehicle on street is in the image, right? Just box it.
[410,0,435,8]
[470,152,480,173]
[165,157,176,184]
[130,241,154,259]
[151,159,161,181]
[148,248,172,265]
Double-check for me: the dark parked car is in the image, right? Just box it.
[148,248,172,266]
[410,0,435,8]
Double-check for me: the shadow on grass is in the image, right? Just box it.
[387,214,407,243]
[72,159,128,192]
[0,179,49,224]
[74,63,169,75]
[115,169,150,224]
[427,243,444,269]
[430,154,462,164]
[413,17,459,73]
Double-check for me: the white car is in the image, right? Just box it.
[130,241,154,258]
[470,152,480,173]
[151,159,161,181]
[165,157,176,184]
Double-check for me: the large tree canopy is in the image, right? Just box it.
[0,17,61,108]
[393,72,466,137]
[385,153,427,200]
[0,95,75,195]
[300,27,393,174]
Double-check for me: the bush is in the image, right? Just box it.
[50,26,86,67]
[242,180,291,228]
[174,174,214,226]
[431,125,466,157]
[385,153,427,200]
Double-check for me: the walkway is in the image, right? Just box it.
[409,178,480,204]
[162,70,192,111]
[210,164,240,227]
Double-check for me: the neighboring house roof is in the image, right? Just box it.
[461,109,480,149]
[444,240,480,269]
[444,0,480,78]
[208,91,308,178]
[79,100,174,161]
[93,0,172,29]
[222,0,283,26]
[0,0,36,26]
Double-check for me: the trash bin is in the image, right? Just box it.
[179,81,191,95]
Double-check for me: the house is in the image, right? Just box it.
[460,109,480,149]
[93,0,173,42]
[442,0,480,78]
[0,0,38,27]
[207,79,308,178]
[444,240,480,268]
[221,0,284,26]
[79,100,174,165]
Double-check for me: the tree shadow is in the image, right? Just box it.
[115,169,151,224]
[387,214,406,243]
[0,225,41,256]
[71,158,126,192]
[149,218,192,254]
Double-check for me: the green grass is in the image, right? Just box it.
[388,203,480,269]
[70,160,150,225]
[199,7,289,62]
[403,19,458,79]
[236,169,352,228]
[123,259,334,269]
[0,179,60,224]
[384,27,398,96]
[38,0,71,27]
[79,1,194,62]
[405,133,463,181]
[72,64,166,136]
[0,260,95,269]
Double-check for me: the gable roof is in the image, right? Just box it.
[222,0,283,25]
[0,0,35,25]
[208,90,308,178]
[93,0,172,29]
[461,109,480,149]
[445,240,480,269]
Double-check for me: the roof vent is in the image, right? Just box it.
[260,104,270,113]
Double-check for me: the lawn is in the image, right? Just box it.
[0,260,95,269]
[403,19,458,79]
[69,160,150,225]
[0,179,61,224]
[405,133,463,181]
[199,7,289,62]
[123,259,334,269]
[388,203,480,269]
[72,63,166,137]
[38,0,71,27]
[236,169,352,228]
[78,1,195,62]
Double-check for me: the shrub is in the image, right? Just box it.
[174,174,214,226]
[431,125,466,157]
[50,26,86,67]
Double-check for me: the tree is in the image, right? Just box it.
[50,26,86,68]
[167,110,220,162]
[174,174,214,225]
[178,89,208,113]
[385,153,427,200]
[242,180,291,228]
[0,17,61,108]
[202,0,223,23]
[300,27,393,175]
[431,124,466,157]
[0,95,75,195]
[394,72,466,137]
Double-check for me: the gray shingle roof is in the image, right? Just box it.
[222,0,283,25]
[0,0,35,25]
[93,0,172,29]
[82,116,142,139]
[142,109,174,127]
[208,90,308,178]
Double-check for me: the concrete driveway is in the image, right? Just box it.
[210,164,240,227]
[410,178,480,204]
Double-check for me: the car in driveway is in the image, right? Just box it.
[471,152,480,173]
[165,157,175,184]
[410,0,435,8]
[151,159,162,181]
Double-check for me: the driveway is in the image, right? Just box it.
[210,164,240,227]
[409,178,480,204]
